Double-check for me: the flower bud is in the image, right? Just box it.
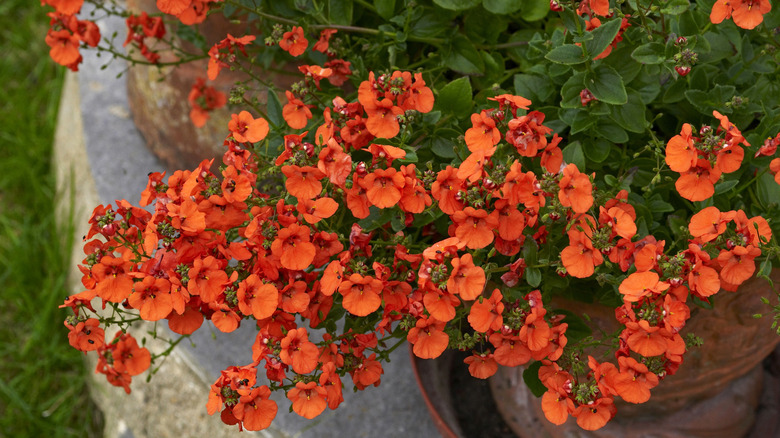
[355,161,367,176]
[550,0,563,11]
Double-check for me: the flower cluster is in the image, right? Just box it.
[48,0,780,434]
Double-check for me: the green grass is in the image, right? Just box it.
[0,1,103,437]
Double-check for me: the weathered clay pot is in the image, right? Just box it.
[412,271,780,438]
[490,270,780,438]
[124,0,297,170]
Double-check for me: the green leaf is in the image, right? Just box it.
[514,74,554,104]
[594,120,628,143]
[326,0,353,25]
[374,0,396,19]
[526,267,542,288]
[714,179,739,194]
[609,90,647,133]
[562,140,586,170]
[571,111,595,134]
[757,173,780,209]
[585,18,622,59]
[444,36,485,75]
[430,128,460,158]
[433,0,481,10]
[519,0,550,21]
[584,138,613,162]
[266,90,284,129]
[523,362,546,397]
[647,195,675,214]
[684,84,736,116]
[631,42,666,64]
[436,77,473,116]
[545,44,587,65]
[660,0,690,15]
[482,0,522,13]
[662,77,688,103]
[560,72,586,108]
[586,65,627,105]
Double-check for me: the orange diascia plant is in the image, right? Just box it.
[49,0,780,433]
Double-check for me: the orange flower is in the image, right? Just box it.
[167,305,204,335]
[228,111,269,143]
[710,0,733,24]
[732,0,772,29]
[717,245,761,287]
[464,352,499,379]
[688,264,721,298]
[452,207,499,249]
[457,148,496,183]
[447,253,486,300]
[716,144,744,173]
[465,111,500,152]
[279,328,319,374]
[282,91,313,129]
[338,273,383,316]
[625,320,668,356]
[430,166,465,215]
[281,165,326,200]
[489,332,531,366]
[665,123,697,172]
[407,317,449,359]
[287,382,327,419]
[66,317,104,352]
[312,28,337,53]
[317,139,352,187]
[359,168,406,208]
[279,26,308,56]
[468,289,504,333]
[168,199,206,235]
[156,0,191,15]
[364,98,404,139]
[618,271,669,303]
[558,164,593,213]
[128,276,174,321]
[573,397,615,431]
[188,256,229,303]
[233,386,278,431]
[542,390,575,425]
[112,334,151,376]
[423,289,459,322]
[45,29,81,67]
[495,200,526,241]
[320,261,344,296]
[675,158,721,202]
[237,274,279,320]
[588,0,610,16]
[613,356,659,404]
[560,230,603,278]
[43,0,85,14]
[688,206,735,242]
[92,255,134,303]
[271,223,316,271]
[297,197,339,224]
[520,307,551,353]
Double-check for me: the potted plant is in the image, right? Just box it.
[47,0,780,434]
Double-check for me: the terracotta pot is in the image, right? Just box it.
[490,270,780,438]
[124,0,298,170]
[412,271,780,438]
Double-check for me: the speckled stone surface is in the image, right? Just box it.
[55,4,440,438]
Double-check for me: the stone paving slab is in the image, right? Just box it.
[54,5,441,438]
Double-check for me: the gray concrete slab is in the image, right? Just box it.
[68,4,441,438]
